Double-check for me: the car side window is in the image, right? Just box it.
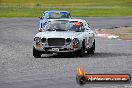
[83,22,89,31]
[44,13,49,19]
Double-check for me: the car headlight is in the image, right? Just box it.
[41,38,46,43]
[73,38,79,45]
[34,37,41,48]
[66,38,71,44]
[34,37,41,44]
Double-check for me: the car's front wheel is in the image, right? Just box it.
[76,41,85,57]
[87,40,95,54]
[33,47,42,58]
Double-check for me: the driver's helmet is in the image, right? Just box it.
[73,22,83,26]
[70,22,83,31]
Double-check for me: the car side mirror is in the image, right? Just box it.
[40,17,42,19]
[38,28,42,32]
[86,29,88,30]
[82,28,85,31]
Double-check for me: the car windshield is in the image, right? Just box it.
[44,20,84,32]
[45,12,70,19]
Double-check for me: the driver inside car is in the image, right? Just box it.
[70,22,84,32]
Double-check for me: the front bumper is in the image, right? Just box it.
[33,38,81,53]
[34,45,80,53]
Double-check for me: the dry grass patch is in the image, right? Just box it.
[96,27,132,40]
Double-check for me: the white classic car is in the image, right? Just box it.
[33,19,95,58]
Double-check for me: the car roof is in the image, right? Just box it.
[44,10,70,13]
[47,19,86,23]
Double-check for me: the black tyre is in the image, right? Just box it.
[76,41,85,57]
[33,47,42,58]
[87,40,95,54]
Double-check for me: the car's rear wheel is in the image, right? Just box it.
[33,47,42,58]
[87,40,95,54]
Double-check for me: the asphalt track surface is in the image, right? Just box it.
[0,17,132,88]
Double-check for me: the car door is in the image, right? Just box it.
[84,22,94,48]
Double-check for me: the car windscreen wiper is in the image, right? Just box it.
[46,29,55,31]
[55,29,67,31]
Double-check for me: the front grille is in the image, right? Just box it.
[48,38,65,46]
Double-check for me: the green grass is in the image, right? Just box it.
[0,0,132,17]
[1,0,132,6]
